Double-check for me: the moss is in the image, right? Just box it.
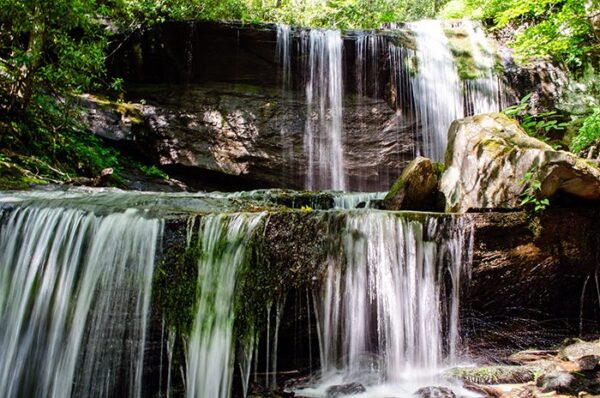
[481,137,512,158]
[85,94,144,124]
[444,365,536,385]
[386,29,416,50]
[433,162,446,174]
[0,160,48,190]
[153,219,200,335]
[444,28,491,81]
[233,211,343,342]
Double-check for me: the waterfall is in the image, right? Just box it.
[305,212,473,395]
[409,20,464,162]
[355,34,384,99]
[186,212,265,398]
[332,191,386,209]
[303,29,346,191]
[276,24,292,89]
[0,205,161,398]
[462,20,501,115]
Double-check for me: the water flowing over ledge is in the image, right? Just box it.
[0,204,161,398]
[1,187,599,397]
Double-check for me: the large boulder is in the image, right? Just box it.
[441,113,600,212]
[383,156,440,211]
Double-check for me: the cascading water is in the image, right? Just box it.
[462,20,502,115]
[355,34,384,100]
[303,29,346,191]
[0,204,161,398]
[408,20,464,162]
[300,212,473,397]
[276,24,292,90]
[186,212,265,398]
[332,191,386,209]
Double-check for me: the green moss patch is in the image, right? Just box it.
[444,365,536,385]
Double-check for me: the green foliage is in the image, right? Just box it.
[570,108,600,153]
[558,64,600,116]
[115,0,448,30]
[519,168,550,214]
[0,0,127,184]
[503,93,568,146]
[438,0,600,71]
[139,164,168,180]
[0,0,107,116]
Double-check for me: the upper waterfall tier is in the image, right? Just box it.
[103,20,518,192]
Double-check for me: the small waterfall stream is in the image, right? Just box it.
[303,29,347,191]
[186,212,265,398]
[299,213,473,397]
[462,20,502,115]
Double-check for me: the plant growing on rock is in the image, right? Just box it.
[503,94,568,148]
[520,168,550,214]
[570,108,600,155]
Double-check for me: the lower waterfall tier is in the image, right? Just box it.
[0,189,598,397]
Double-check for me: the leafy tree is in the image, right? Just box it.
[439,0,600,70]
[0,0,126,181]
[0,0,107,118]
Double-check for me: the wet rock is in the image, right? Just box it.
[414,386,456,398]
[249,383,295,397]
[505,385,538,398]
[440,113,600,212]
[536,370,600,395]
[578,355,600,371]
[462,380,502,397]
[508,349,558,364]
[579,392,600,398]
[325,382,366,397]
[559,339,600,362]
[465,207,600,356]
[536,370,576,393]
[443,365,535,385]
[383,156,440,211]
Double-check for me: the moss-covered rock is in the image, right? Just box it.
[383,156,440,211]
[0,160,48,190]
[443,365,536,385]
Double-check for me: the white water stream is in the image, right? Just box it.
[0,205,161,398]
[186,212,265,398]
[298,212,474,397]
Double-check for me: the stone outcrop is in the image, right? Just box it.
[441,113,600,212]
[383,156,440,211]
[84,84,415,191]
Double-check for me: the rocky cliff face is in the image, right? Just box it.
[465,206,600,358]
[101,22,417,191]
[102,83,412,191]
[100,21,416,191]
